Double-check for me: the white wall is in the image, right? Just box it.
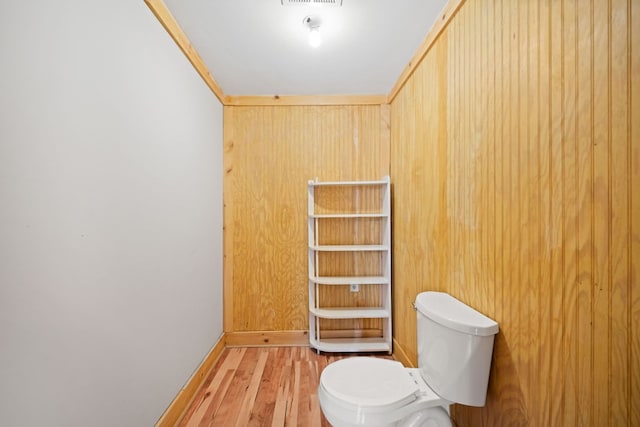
[0,1,223,426]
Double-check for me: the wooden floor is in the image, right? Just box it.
[178,346,393,427]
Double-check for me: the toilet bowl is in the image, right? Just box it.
[318,292,499,427]
[318,357,451,427]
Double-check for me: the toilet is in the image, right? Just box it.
[318,291,499,427]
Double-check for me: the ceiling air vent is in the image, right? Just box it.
[281,0,342,6]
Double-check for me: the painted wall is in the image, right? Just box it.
[390,0,639,425]
[0,1,224,426]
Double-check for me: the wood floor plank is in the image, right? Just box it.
[179,348,247,427]
[235,350,269,426]
[212,348,260,425]
[306,359,322,427]
[178,347,394,426]
[271,355,293,427]
[285,361,301,426]
[198,370,235,427]
[247,348,283,426]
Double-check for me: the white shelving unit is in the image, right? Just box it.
[307,176,392,353]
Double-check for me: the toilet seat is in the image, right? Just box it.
[318,357,452,426]
[320,358,419,409]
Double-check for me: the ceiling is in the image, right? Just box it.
[162,0,448,97]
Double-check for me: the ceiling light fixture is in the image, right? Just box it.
[303,16,322,48]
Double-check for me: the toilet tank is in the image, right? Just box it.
[414,292,499,407]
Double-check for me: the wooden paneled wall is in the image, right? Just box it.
[390,0,639,425]
[223,105,390,335]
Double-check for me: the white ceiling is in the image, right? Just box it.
[162,0,448,96]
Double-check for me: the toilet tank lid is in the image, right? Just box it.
[415,292,499,336]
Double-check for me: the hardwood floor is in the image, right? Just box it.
[178,346,393,427]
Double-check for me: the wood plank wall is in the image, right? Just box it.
[223,105,390,334]
[390,0,639,426]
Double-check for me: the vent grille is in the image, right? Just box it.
[281,0,342,6]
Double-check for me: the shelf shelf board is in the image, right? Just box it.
[309,275,389,285]
[309,337,391,353]
[309,213,388,219]
[309,244,388,252]
[308,178,388,187]
[310,307,389,319]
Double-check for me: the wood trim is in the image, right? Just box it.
[144,0,225,103]
[386,0,466,103]
[155,334,227,427]
[224,95,387,106]
[392,338,414,368]
[222,107,234,332]
[380,103,391,171]
[225,331,309,347]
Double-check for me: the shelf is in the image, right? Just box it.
[309,213,388,219]
[309,244,388,252]
[308,179,388,187]
[309,337,391,353]
[308,176,391,354]
[309,275,389,285]
[310,307,389,319]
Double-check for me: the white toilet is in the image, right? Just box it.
[318,291,499,427]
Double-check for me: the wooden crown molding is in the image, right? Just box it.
[224,95,388,106]
[386,0,466,103]
[145,0,226,103]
